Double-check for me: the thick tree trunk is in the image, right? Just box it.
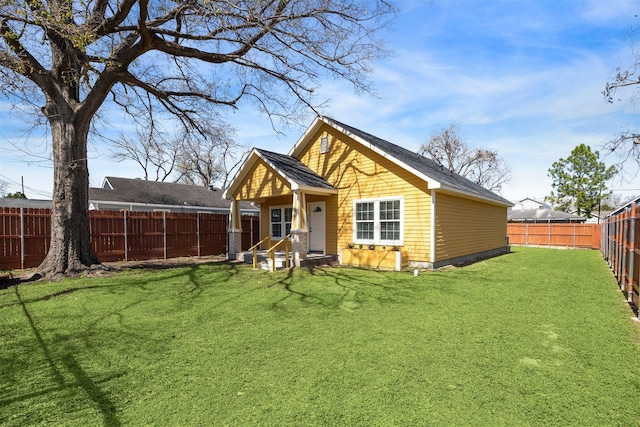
[37,107,100,278]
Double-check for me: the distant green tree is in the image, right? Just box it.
[546,144,617,217]
[5,192,27,199]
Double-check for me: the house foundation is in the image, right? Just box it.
[227,230,243,259]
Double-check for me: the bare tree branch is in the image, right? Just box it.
[418,124,512,193]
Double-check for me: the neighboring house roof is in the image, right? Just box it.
[91,177,257,211]
[508,208,585,223]
[513,198,551,210]
[0,198,52,209]
[607,195,640,217]
[288,116,512,207]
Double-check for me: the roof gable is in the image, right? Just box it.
[223,149,336,200]
[290,116,512,207]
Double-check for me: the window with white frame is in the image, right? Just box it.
[355,202,374,240]
[353,197,403,245]
[270,206,292,239]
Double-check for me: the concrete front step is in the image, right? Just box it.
[232,250,338,270]
[261,256,292,271]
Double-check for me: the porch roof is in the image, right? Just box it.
[256,149,336,191]
[223,148,336,200]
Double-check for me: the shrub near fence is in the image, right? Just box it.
[507,223,601,249]
[0,208,259,270]
[601,201,639,312]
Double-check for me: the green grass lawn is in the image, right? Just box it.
[1,247,639,426]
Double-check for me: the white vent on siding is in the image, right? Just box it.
[320,136,329,154]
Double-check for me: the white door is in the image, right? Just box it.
[308,201,325,253]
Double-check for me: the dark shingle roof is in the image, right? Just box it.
[324,117,512,206]
[91,177,255,210]
[508,208,585,223]
[0,198,52,209]
[256,149,335,190]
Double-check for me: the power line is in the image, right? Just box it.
[0,174,52,198]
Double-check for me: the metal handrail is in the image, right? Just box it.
[267,234,291,272]
[250,235,271,269]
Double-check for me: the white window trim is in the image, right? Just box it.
[352,196,404,246]
[270,205,292,239]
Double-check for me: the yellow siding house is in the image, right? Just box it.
[223,117,513,269]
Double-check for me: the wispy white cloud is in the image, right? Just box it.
[2,0,639,201]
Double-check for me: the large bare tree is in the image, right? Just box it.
[0,0,395,278]
[418,124,511,193]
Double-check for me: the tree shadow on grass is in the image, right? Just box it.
[4,286,124,427]
[270,266,425,311]
[0,273,41,290]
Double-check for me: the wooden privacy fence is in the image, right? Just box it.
[0,208,259,270]
[601,202,639,312]
[507,223,601,249]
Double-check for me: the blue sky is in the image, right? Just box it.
[1,0,640,202]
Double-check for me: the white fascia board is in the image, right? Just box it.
[301,117,443,190]
[435,185,514,208]
[288,116,326,157]
[292,184,338,195]
[222,149,260,200]
[89,200,246,213]
[102,177,114,190]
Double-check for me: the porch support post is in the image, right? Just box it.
[291,190,309,267]
[228,199,243,259]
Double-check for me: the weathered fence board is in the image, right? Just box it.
[0,208,258,270]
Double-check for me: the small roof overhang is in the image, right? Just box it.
[223,148,337,201]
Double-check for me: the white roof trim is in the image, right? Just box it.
[289,116,442,190]
[222,149,262,200]
[90,200,258,213]
[223,148,337,200]
[294,184,338,195]
[102,177,115,190]
[289,116,512,207]
[435,187,513,207]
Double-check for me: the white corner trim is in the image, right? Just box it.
[431,190,436,264]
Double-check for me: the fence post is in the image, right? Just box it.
[163,211,167,260]
[197,212,201,257]
[631,203,638,304]
[20,207,25,270]
[124,211,128,262]
[617,214,623,285]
